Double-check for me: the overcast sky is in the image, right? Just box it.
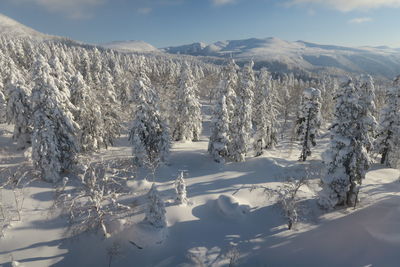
[1,0,400,48]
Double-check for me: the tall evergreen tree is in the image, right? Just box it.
[129,69,170,168]
[172,63,202,142]
[208,92,230,163]
[31,56,79,183]
[253,68,280,156]
[296,87,322,161]
[70,72,104,152]
[230,61,254,162]
[319,78,373,209]
[5,72,32,149]
[375,76,400,167]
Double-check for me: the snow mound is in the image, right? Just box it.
[216,195,250,218]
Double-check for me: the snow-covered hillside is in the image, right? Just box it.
[100,40,160,53]
[163,37,400,77]
[0,13,57,40]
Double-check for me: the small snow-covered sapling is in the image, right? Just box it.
[144,183,166,228]
[175,171,188,204]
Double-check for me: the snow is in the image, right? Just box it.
[0,13,58,40]
[163,37,400,77]
[215,195,250,218]
[2,110,400,266]
[100,40,160,53]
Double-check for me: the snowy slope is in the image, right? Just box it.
[2,103,400,266]
[100,40,160,53]
[0,13,57,40]
[163,37,400,77]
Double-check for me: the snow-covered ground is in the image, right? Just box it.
[1,109,400,267]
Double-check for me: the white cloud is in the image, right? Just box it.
[349,17,372,24]
[11,0,106,19]
[289,0,400,11]
[212,0,236,6]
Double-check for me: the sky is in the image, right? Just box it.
[0,0,400,48]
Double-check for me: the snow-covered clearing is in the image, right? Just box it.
[1,114,400,267]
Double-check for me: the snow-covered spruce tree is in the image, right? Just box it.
[229,61,254,162]
[296,87,322,161]
[70,72,104,152]
[208,91,230,163]
[253,68,280,156]
[0,90,6,123]
[5,72,32,149]
[175,171,188,205]
[357,74,378,152]
[375,75,400,167]
[319,78,373,209]
[31,56,79,183]
[144,183,167,228]
[98,68,121,148]
[220,59,239,128]
[208,59,238,162]
[172,63,202,141]
[129,69,170,168]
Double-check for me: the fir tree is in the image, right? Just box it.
[253,68,280,156]
[31,56,79,183]
[319,78,373,209]
[375,75,400,167]
[230,61,254,162]
[173,63,202,142]
[0,91,6,123]
[175,171,188,205]
[5,72,32,149]
[296,87,322,161]
[70,72,103,152]
[357,74,378,152]
[208,92,230,163]
[144,183,167,228]
[129,69,170,168]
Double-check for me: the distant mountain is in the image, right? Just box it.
[163,37,400,77]
[0,13,58,40]
[100,40,160,53]
[2,12,400,77]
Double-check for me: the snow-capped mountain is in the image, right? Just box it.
[163,37,400,77]
[0,13,57,40]
[100,40,160,53]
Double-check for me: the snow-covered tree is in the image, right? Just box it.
[319,78,373,209]
[98,68,121,148]
[208,59,238,162]
[5,72,32,149]
[144,183,167,228]
[357,75,378,152]
[0,91,6,123]
[129,69,170,167]
[172,63,202,142]
[296,87,322,161]
[220,59,238,126]
[253,68,280,156]
[70,72,104,152]
[208,92,230,163]
[31,56,79,183]
[229,61,254,162]
[175,171,188,205]
[375,76,400,167]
